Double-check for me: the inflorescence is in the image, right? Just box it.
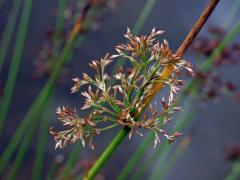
[50,28,195,149]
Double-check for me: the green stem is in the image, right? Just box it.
[0,0,33,133]
[7,118,37,180]
[132,0,157,35]
[0,0,5,9]
[225,160,240,180]
[0,0,21,73]
[200,20,240,72]
[116,132,155,180]
[132,102,194,179]
[84,127,130,180]
[132,141,168,180]
[53,0,67,41]
[0,34,84,175]
[111,0,157,74]
[32,96,53,180]
[149,108,195,180]
[32,2,66,178]
[46,161,58,180]
[59,142,82,178]
[0,0,69,173]
[223,0,240,28]
[0,83,54,174]
[153,137,191,180]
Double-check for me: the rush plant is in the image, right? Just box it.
[49,0,220,179]
[50,28,194,150]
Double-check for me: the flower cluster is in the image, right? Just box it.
[50,106,99,149]
[33,0,121,80]
[50,28,194,149]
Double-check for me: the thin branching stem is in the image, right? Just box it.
[101,124,118,132]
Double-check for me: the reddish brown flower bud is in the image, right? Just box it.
[117,66,123,74]
[208,26,225,37]
[127,68,133,75]
[225,144,240,161]
[207,89,217,99]
[226,82,236,91]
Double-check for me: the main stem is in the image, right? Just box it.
[84,0,220,179]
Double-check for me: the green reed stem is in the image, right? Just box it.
[8,118,37,180]
[53,0,67,40]
[32,96,53,180]
[0,0,33,133]
[223,0,240,28]
[84,127,130,180]
[149,108,195,180]
[200,22,240,72]
[32,1,66,178]
[111,0,157,74]
[0,0,21,73]
[154,137,191,180]
[131,103,194,179]
[0,34,84,175]
[132,141,168,180]
[0,0,4,9]
[46,161,58,180]
[132,0,157,35]
[225,160,240,180]
[59,142,82,178]
[0,79,51,173]
[0,0,82,171]
[116,132,155,180]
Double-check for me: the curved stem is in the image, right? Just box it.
[84,127,130,180]
[84,0,220,179]
[0,0,33,133]
[0,0,21,73]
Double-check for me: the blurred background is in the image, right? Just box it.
[0,0,240,179]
